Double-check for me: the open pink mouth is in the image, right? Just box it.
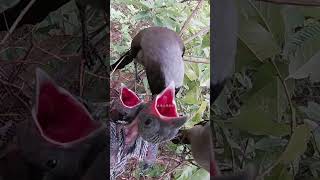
[155,85,178,118]
[36,82,99,144]
[120,86,142,107]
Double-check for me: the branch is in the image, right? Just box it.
[0,0,37,44]
[184,56,209,64]
[256,0,320,6]
[269,58,296,135]
[257,59,297,178]
[179,0,206,36]
[184,26,210,44]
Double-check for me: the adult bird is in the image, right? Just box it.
[110,26,185,97]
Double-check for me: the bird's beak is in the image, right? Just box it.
[119,83,142,108]
[154,81,178,118]
[34,68,101,147]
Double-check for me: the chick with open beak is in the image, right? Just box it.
[125,81,187,144]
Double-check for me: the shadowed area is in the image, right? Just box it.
[121,87,141,107]
[211,161,218,176]
[37,82,99,143]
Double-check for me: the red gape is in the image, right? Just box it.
[35,69,100,144]
[121,86,141,107]
[148,81,179,121]
[154,85,177,118]
[37,82,99,143]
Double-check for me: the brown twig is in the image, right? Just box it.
[0,54,81,64]
[85,71,109,80]
[0,0,37,44]
[1,79,30,110]
[160,162,185,180]
[2,12,9,31]
[0,113,21,117]
[110,56,126,77]
[185,158,201,167]
[184,56,209,64]
[0,78,25,90]
[9,42,34,83]
[184,26,210,44]
[179,0,206,36]
[34,42,66,62]
[257,158,282,179]
[0,61,46,66]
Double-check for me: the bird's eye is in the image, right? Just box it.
[46,159,58,169]
[144,118,152,126]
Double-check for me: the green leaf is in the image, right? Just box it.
[185,63,199,81]
[201,33,210,48]
[143,164,166,177]
[236,0,284,42]
[189,168,209,180]
[231,78,290,137]
[280,124,311,163]
[228,107,290,137]
[190,101,208,123]
[255,137,287,151]
[266,164,293,180]
[183,85,200,105]
[282,6,305,39]
[299,102,320,122]
[154,16,164,26]
[238,15,281,61]
[133,10,150,21]
[300,7,320,20]
[256,2,285,44]
[284,22,320,56]
[174,165,197,180]
[287,50,320,82]
[304,119,320,155]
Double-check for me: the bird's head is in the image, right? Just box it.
[136,81,187,143]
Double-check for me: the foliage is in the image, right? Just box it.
[212,1,320,179]
[110,0,210,179]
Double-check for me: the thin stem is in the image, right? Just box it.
[179,0,205,36]
[0,0,37,44]
[269,58,296,134]
[184,26,210,44]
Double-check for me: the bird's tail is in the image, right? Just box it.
[110,50,134,71]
